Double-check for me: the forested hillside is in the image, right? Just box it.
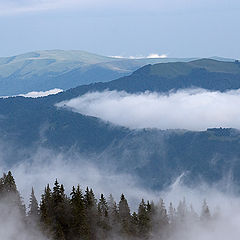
[0,171,217,240]
[1,59,240,189]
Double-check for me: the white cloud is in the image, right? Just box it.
[110,53,168,59]
[0,88,63,98]
[57,89,240,131]
[146,53,168,59]
[18,88,63,98]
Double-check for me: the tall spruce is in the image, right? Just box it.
[108,194,119,228]
[52,180,70,240]
[138,199,151,236]
[118,194,131,235]
[28,187,39,222]
[97,194,110,237]
[70,185,86,239]
[84,187,98,240]
[1,171,26,216]
[201,199,211,220]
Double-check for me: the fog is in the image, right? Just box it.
[1,146,240,239]
[57,89,240,131]
[0,200,49,240]
[0,147,158,209]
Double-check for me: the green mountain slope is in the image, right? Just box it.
[1,58,240,189]
[1,95,240,189]
[0,50,201,96]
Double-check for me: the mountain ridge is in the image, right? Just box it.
[0,50,236,96]
[1,58,240,189]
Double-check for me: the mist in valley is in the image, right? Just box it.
[0,145,240,240]
[57,89,240,131]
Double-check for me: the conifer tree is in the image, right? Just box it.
[28,187,39,222]
[70,185,86,239]
[97,194,110,237]
[138,199,151,236]
[52,180,70,240]
[1,171,26,216]
[118,194,131,235]
[40,184,53,236]
[108,194,119,225]
[177,198,187,222]
[189,204,198,221]
[84,187,98,240]
[168,202,175,224]
[151,198,168,233]
[201,199,211,221]
[130,212,139,236]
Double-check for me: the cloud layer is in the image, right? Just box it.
[57,89,240,131]
[111,53,168,59]
[18,88,63,98]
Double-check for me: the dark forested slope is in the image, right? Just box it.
[1,59,240,189]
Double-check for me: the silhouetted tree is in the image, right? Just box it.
[28,187,39,222]
[70,185,86,239]
[84,187,98,240]
[201,199,211,220]
[118,194,131,235]
[138,199,151,236]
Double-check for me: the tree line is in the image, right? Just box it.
[0,171,214,240]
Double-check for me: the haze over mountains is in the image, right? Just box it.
[0,50,235,96]
[1,57,240,189]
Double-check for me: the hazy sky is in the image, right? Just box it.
[0,0,239,58]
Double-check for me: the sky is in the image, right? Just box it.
[0,0,239,58]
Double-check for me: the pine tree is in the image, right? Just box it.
[70,185,86,239]
[97,194,110,238]
[28,187,39,222]
[40,184,53,236]
[130,212,139,236]
[118,194,131,235]
[177,198,187,222]
[3,171,17,193]
[108,194,119,225]
[158,199,168,225]
[98,194,108,218]
[52,180,70,240]
[201,199,211,221]
[84,187,98,240]
[168,202,176,224]
[138,199,151,236]
[151,198,168,234]
[1,171,26,216]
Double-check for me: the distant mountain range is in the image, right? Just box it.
[0,50,235,96]
[53,58,240,100]
[1,58,240,189]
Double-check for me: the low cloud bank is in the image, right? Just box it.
[0,88,63,99]
[18,88,63,98]
[57,89,240,131]
[0,147,157,209]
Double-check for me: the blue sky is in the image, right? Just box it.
[0,0,239,58]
